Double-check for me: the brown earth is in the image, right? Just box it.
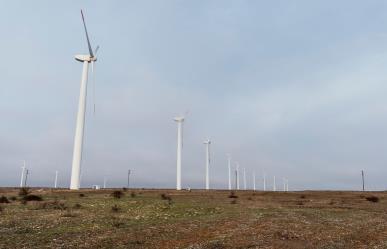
[0,188,386,249]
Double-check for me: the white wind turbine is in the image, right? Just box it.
[203,139,211,190]
[235,162,240,190]
[263,172,266,191]
[253,171,256,191]
[54,171,58,188]
[227,154,231,190]
[243,168,247,190]
[174,113,186,190]
[20,160,26,188]
[70,10,99,190]
[273,175,276,191]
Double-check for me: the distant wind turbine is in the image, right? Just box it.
[243,168,247,190]
[263,172,266,191]
[227,154,231,190]
[235,162,240,190]
[20,160,26,188]
[70,10,99,190]
[253,171,256,191]
[174,114,186,190]
[204,139,211,190]
[54,171,58,188]
[273,175,276,191]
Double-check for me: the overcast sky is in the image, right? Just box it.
[1,1,387,190]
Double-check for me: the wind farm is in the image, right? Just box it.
[2,2,387,249]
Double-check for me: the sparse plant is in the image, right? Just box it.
[18,187,30,197]
[111,204,120,212]
[230,199,237,204]
[300,195,306,199]
[228,191,238,199]
[111,190,124,199]
[79,193,85,197]
[122,187,127,191]
[130,192,136,198]
[0,196,10,204]
[365,196,379,203]
[73,203,82,209]
[22,195,43,202]
[0,206,3,212]
[9,196,17,201]
[61,210,77,217]
[247,197,253,201]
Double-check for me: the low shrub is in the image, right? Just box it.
[9,196,17,201]
[228,191,238,199]
[230,199,238,204]
[300,195,306,199]
[111,191,124,199]
[0,196,9,204]
[111,204,120,212]
[130,192,136,198]
[365,196,379,203]
[79,193,85,197]
[73,203,82,209]
[23,195,43,202]
[18,187,30,197]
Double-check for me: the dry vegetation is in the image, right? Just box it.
[0,188,387,248]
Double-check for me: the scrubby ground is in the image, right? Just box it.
[0,188,387,249]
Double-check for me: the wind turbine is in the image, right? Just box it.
[235,162,240,190]
[283,178,286,191]
[273,176,276,191]
[253,171,256,191]
[174,114,185,190]
[203,139,211,190]
[227,154,231,190]
[20,160,26,188]
[263,172,266,191]
[243,168,247,190]
[54,171,58,188]
[70,10,99,190]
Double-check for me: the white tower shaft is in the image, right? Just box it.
[263,173,266,191]
[54,171,58,188]
[227,155,231,190]
[204,141,210,190]
[253,171,256,191]
[243,168,247,190]
[176,120,183,190]
[70,61,89,190]
[236,163,240,190]
[273,175,276,191]
[20,160,26,188]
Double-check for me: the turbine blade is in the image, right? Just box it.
[94,45,100,56]
[81,10,94,57]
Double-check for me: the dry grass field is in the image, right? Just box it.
[0,188,387,249]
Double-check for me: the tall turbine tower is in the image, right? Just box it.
[235,162,240,190]
[273,176,276,191]
[263,172,266,191]
[243,168,247,190]
[70,10,99,190]
[20,160,26,188]
[227,154,231,190]
[204,139,211,190]
[54,171,58,188]
[253,171,256,191]
[174,116,185,190]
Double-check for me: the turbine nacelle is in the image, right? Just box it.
[174,116,185,122]
[75,54,97,63]
[203,139,211,144]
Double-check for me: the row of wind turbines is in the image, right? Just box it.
[36,10,289,191]
[173,114,289,191]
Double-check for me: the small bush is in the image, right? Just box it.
[228,191,238,199]
[73,203,82,209]
[9,196,17,201]
[247,197,253,201]
[18,187,30,197]
[130,192,136,198]
[111,191,124,199]
[38,200,66,210]
[79,193,85,197]
[122,187,127,191]
[365,196,379,203]
[160,193,171,201]
[61,210,77,218]
[0,196,9,204]
[111,204,120,212]
[0,206,3,212]
[23,195,43,202]
[230,199,238,204]
[300,195,306,199]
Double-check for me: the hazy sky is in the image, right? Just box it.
[1,1,387,190]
